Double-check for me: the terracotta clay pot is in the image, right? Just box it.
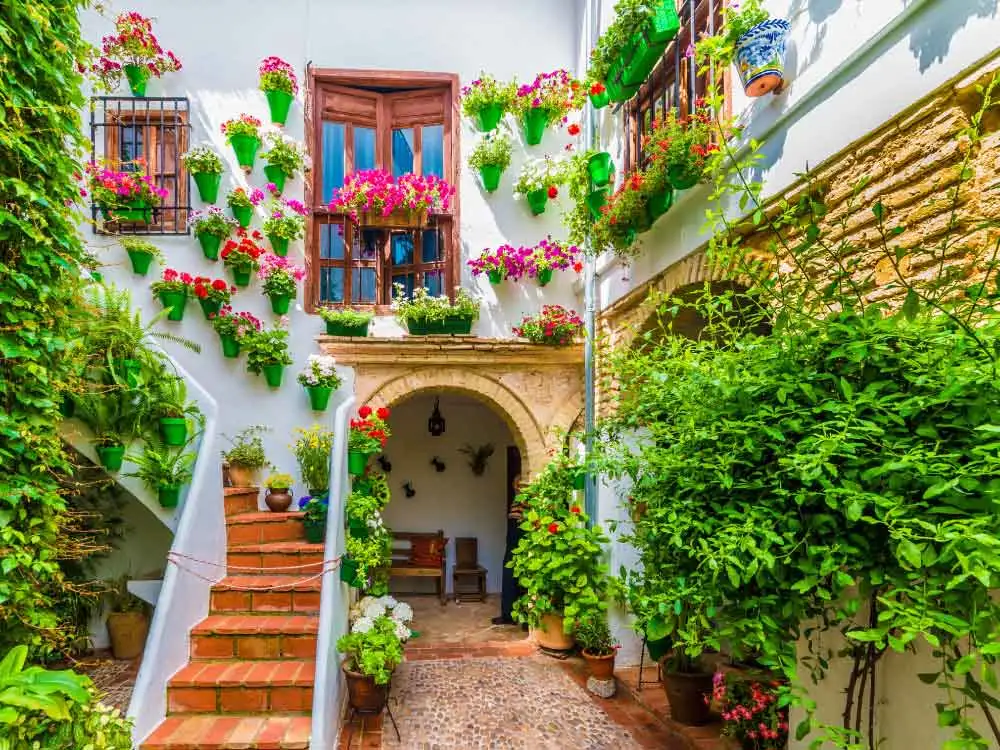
[531,613,575,651]
[107,611,149,660]
[265,488,293,512]
[583,649,616,681]
[228,464,259,488]
[343,662,390,712]
[662,670,714,725]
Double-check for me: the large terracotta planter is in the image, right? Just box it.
[531,613,574,651]
[107,611,148,660]
[343,662,391,712]
[662,670,714,725]
[583,649,616,681]
[228,464,259,488]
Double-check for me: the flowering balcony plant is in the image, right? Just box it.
[191,276,235,319]
[221,229,266,287]
[467,244,531,285]
[593,173,649,258]
[261,195,308,256]
[258,56,298,125]
[244,319,293,388]
[348,405,392,475]
[392,284,480,335]
[514,157,567,216]
[187,207,238,261]
[329,170,455,226]
[468,133,512,193]
[695,0,788,98]
[643,105,718,199]
[319,307,373,337]
[209,305,262,359]
[92,12,181,97]
[150,269,193,322]
[292,424,334,494]
[221,114,263,172]
[297,354,342,412]
[513,70,584,145]
[181,145,224,203]
[261,132,309,194]
[461,73,517,132]
[299,493,329,543]
[713,672,788,749]
[513,305,584,346]
[226,186,265,228]
[525,238,583,287]
[586,80,610,109]
[86,160,167,223]
[258,254,306,315]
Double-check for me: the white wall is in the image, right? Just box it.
[379,393,513,596]
[79,0,585,501]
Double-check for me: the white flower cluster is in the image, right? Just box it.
[297,354,340,388]
[349,595,414,641]
[514,155,567,196]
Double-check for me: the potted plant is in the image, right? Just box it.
[244,320,293,388]
[576,615,620,684]
[293,424,335,495]
[461,73,516,132]
[210,305,262,359]
[261,196,307,257]
[391,284,479,335]
[346,491,388,539]
[222,114,264,172]
[258,253,305,315]
[263,471,294,512]
[259,56,298,126]
[695,0,789,98]
[191,276,235,320]
[644,105,717,194]
[514,156,567,216]
[319,307,373,337]
[469,132,513,193]
[337,614,404,712]
[125,439,196,508]
[102,576,150,660]
[187,207,238,261]
[300,493,328,543]
[467,243,529,285]
[329,169,455,227]
[344,526,392,590]
[447,288,481,334]
[260,132,308,195]
[525,237,582,287]
[593,173,649,258]
[347,405,391,476]
[150,375,200,447]
[85,160,168,223]
[587,80,610,109]
[513,70,583,145]
[587,152,615,188]
[713,671,789,748]
[181,145,225,203]
[513,305,584,346]
[75,390,138,472]
[221,228,266,287]
[298,354,342,412]
[120,238,162,276]
[150,269,194,322]
[221,425,269,487]
[226,186,265,229]
[91,12,181,97]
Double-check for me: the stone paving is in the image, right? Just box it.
[75,655,137,713]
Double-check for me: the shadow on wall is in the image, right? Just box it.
[785,0,845,80]
[906,0,998,72]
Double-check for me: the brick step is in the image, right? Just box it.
[141,715,310,749]
[226,512,306,547]
[224,487,260,518]
[167,660,314,715]
[210,576,321,615]
[226,542,325,576]
[191,615,318,661]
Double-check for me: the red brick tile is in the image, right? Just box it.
[292,591,321,611]
[237,636,281,660]
[219,685,267,713]
[169,663,207,686]
[282,635,318,658]
[254,716,292,749]
[201,715,242,745]
[210,590,251,612]
[167,687,217,714]
[244,661,280,685]
[191,635,235,660]
[269,685,311,712]
[283,716,311,748]
[226,523,261,547]
[226,717,266,745]
[270,661,304,686]
[253,591,293,612]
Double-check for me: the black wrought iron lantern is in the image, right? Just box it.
[428,397,446,437]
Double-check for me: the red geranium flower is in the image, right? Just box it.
[572,261,583,273]
[567,123,581,136]
[548,523,559,533]
[195,285,208,299]
[547,185,558,199]
[376,407,389,420]
[570,505,581,514]
[212,279,227,291]
[358,405,372,418]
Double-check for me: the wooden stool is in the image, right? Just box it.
[452,537,487,603]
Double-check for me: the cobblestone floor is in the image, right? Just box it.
[74,654,138,713]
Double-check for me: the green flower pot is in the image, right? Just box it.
[479,164,502,193]
[572,469,586,490]
[325,320,370,337]
[589,89,611,109]
[230,134,261,171]
[307,385,334,411]
[647,187,674,219]
[198,232,223,261]
[406,320,428,336]
[668,165,701,190]
[123,64,148,97]
[192,171,222,203]
[304,519,325,544]
[126,249,154,275]
[526,189,548,216]
[159,417,187,447]
[263,164,288,194]
[198,297,222,320]
[535,267,553,287]
[488,269,503,285]
[231,267,251,287]
[348,450,369,476]
[340,556,362,587]
[475,103,504,132]
[158,484,182,509]
[646,0,682,43]
[231,204,253,228]
[269,293,292,315]
[262,363,284,388]
[586,187,609,219]
[445,316,473,335]
[96,445,125,472]
[158,290,188,321]
[220,333,241,358]
[103,200,152,224]
[348,519,370,540]
[522,108,549,146]
[588,152,614,187]
[268,234,289,257]
[622,30,667,87]
[265,89,294,126]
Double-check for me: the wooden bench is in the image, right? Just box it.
[389,531,447,605]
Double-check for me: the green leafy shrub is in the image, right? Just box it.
[318,307,373,327]
[336,614,404,685]
[469,133,512,171]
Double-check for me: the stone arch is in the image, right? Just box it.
[365,367,548,477]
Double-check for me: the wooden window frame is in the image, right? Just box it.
[305,69,461,313]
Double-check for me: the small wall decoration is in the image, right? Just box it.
[459,443,495,476]
[402,481,416,498]
[377,455,392,473]
[430,457,446,473]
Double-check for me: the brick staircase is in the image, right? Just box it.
[142,487,325,749]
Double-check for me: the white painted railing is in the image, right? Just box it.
[310,394,356,749]
[127,354,224,747]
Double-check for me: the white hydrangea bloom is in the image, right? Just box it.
[352,615,375,634]
[379,595,398,609]
[394,621,411,641]
[363,599,386,620]
[391,602,413,623]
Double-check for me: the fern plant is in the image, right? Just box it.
[125,438,196,489]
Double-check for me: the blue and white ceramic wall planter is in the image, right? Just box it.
[735,18,791,97]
